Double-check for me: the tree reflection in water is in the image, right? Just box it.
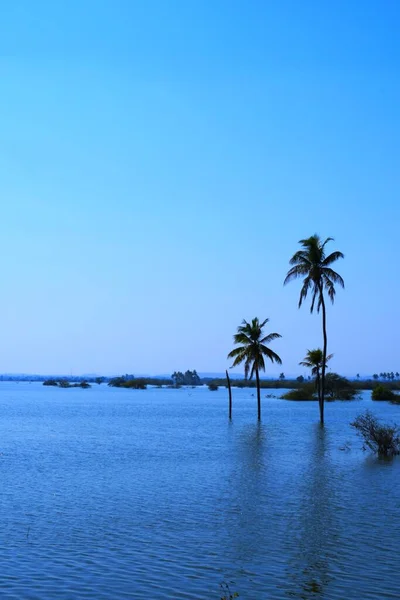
[283,425,338,599]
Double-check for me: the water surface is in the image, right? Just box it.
[1,383,399,599]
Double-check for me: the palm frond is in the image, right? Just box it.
[258,317,270,329]
[230,355,246,368]
[260,332,282,344]
[244,356,252,380]
[309,285,320,313]
[227,346,248,359]
[323,277,337,304]
[323,267,345,288]
[259,344,282,364]
[322,251,344,267]
[249,363,255,380]
[284,264,310,285]
[233,332,252,345]
[288,250,312,266]
[257,354,266,372]
[321,236,334,251]
[298,277,313,308]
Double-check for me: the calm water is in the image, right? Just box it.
[0,382,399,599]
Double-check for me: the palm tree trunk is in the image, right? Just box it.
[319,287,327,426]
[256,367,261,421]
[316,370,321,406]
[226,370,232,420]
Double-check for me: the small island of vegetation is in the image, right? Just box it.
[43,379,91,389]
[372,384,400,403]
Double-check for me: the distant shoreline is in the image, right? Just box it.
[1,375,399,392]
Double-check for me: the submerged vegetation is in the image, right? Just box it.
[108,377,148,389]
[324,373,359,401]
[281,374,358,401]
[281,382,316,401]
[351,411,400,456]
[43,379,91,389]
[372,384,400,403]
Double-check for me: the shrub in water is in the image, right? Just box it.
[324,373,358,401]
[281,382,316,400]
[43,379,58,387]
[351,411,400,457]
[372,384,399,402]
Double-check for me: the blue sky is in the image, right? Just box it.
[0,0,399,376]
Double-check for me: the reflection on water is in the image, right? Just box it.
[285,426,335,599]
[0,383,400,599]
[229,423,267,562]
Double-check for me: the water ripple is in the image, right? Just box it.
[0,383,399,599]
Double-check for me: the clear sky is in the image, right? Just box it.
[0,0,399,377]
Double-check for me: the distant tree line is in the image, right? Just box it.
[372,372,400,381]
[11,372,400,394]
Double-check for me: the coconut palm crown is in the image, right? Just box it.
[227,317,282,420]
[299,349,333,378]
[284,235,344,312]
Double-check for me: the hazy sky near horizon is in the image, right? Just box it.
[0,0,399,376]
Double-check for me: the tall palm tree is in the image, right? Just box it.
[227,317,282,420]
[284,235,344,424]
[299,349,333,405]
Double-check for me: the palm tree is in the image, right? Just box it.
[284,235,344,424]
[299,349,333,405]
[227,317,282,420]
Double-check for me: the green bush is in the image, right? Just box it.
[372,384,399,402]
[281,383,316,400]
[208,382,218,391]
[325,373,359,400]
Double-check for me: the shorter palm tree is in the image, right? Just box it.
[299,349,333,405]
[228,318,282,420]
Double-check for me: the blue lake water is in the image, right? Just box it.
[0,382,399,599]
